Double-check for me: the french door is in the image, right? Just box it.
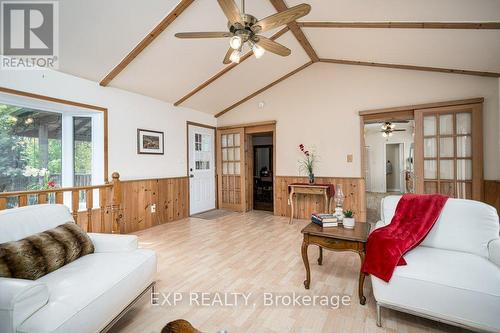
[188,125,216,215]
[216,128,246,211]
[415,103,483,200]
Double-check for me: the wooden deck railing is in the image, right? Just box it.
[0,172,122,233]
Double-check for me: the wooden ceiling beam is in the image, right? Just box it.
[319,58,500,78]
[269,0,319,63]
[298,21,500,29]
[215,61,313,118]
[174,27,289,106]
[99,0,194,87]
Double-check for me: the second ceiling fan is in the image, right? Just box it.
[175,0,311,64]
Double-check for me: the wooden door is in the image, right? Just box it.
[415,103,483,200]
[216,128,246,211]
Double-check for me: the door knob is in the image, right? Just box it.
[190,174,194,178]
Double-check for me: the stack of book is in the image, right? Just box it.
[311,213,339,227]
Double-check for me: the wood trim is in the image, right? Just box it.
[99,0,195,87]
[319,58,500,78]
[186,121,217,215]
[0,86,109,181]
[362,110,414,123]
[484,180,500,213]
[0,86,107,111]
[268,0,319,63]
[174,27,289,106]
[215,61,313,118]
[359,98,484,115]
[217,120,277,130]
[298,22,500,30]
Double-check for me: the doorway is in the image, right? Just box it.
[385,143,405,193]
[187,123,216,215]
[251,134,273,211]
[363,120,415,222]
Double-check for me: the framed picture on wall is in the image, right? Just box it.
[137,129,164,155]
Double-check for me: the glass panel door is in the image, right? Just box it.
[415,103,482,200]
[217,128,245,211]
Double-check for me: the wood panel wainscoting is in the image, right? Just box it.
[119,177,189,233]
[274,176,366,222]
[484,180,500,214]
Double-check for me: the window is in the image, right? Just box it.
[194,133,211,170]
[0,93,105,199]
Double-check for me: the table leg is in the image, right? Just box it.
[289,190,294,224]
[324,192,329,213]
[358,251,366,305]
[317,246,323,265]
[301,239,310,289]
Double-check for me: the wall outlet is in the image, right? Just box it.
[151,204,156,213]
[347,154,353,163]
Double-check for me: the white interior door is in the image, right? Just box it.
[188,125,215,215]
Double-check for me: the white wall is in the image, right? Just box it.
[0,70,216,181]
[365,123,414,192]
[218,63,500,180]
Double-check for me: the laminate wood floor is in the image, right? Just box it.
[109,210,468,333]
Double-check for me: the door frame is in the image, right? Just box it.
[217,121,276,214]
[186,121,217,216]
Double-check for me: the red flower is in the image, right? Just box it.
[47,181,55,188]
[299,144,304,151]
[304,150,310,156]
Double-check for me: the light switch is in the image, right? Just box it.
[347,154,353,163]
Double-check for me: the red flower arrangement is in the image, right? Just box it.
[47,181,56,188]
[298,144,317,183]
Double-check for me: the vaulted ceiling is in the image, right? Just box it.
[58,0,500,116]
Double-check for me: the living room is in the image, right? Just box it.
[0,1,499,332]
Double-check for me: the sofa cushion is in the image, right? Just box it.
[372,246,500,332]
[0,205,74,243]
[0,223,94,280]
[17,249,156,333]
[381,196,499,257]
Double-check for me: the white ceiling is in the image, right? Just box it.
[56,0,500,115]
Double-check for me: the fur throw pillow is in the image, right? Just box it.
[0,222,94,280]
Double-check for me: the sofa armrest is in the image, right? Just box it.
[488,239,500,267]
[88,233,138,253]
[0,278,49,333]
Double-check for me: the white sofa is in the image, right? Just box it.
[0,204,157,333]
[372,195,500,332]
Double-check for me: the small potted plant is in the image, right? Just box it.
[343,210,355,229]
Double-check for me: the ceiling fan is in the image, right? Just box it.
[174,0,311,64]
[380,121,407,137]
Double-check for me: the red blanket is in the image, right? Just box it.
[362,194,448,282]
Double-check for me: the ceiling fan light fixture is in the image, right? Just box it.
[229,49,241,63]
[251,41,265,59]
[229,35,242,50]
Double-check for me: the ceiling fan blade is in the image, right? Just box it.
[255,36,291,56]
[223,47,234,64]
[217,0,242,25]
[175,32,233,39]
[393,129,407,131]
[253,4,311,33]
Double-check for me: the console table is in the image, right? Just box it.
[301,222,370,305]
[288,183,334,224]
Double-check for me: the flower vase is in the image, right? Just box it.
[308,173,315,184]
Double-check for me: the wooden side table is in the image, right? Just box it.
[301,222,370,305]
[288,184,333,224]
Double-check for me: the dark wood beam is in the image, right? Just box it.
[319,58,500,78]
[298,21,500,29]
[99,0,194,87]
[215,61,313,118]
[174,27,289,106]
[268,0,319,62]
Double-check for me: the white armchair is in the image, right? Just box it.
[371,196,500,333]
[0,204,157,333]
